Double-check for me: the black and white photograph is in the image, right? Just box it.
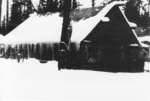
[0,0,150,101]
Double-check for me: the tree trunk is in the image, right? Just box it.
[61,0,72,46]
[6,0,9,26]
[59,0,72,70]
[0,0,2,26]
[92,0,95,7]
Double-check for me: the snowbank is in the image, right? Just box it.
[0,58,150,101]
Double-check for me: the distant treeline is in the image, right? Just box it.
[0,0,78,35]
[125,0,150,27]
[37,0,77,14]
[0,0,34,35]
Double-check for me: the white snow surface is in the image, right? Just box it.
[0,58,150,101]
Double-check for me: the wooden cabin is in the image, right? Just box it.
[59,1,147,72]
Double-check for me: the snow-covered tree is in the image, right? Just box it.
[125,0,150,27]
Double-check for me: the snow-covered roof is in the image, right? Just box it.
[0,34,4,40]
[71,1,127,43]
[0,13,63,44]
[1,1,136,45]
[118,6,142,46]
[139,36,150,43]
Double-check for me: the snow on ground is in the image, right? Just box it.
[0,58,150,101]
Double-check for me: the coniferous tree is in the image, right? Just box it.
[0,0,2,26]
[125,0,150,27]
[46,0,53,12]
[58,0,64,11]
[0,0,34,35]
[38,0,47,14]
[6,0,9,26]
[53,0,59,11]
[72,0,77,9]
[92,0,95,7]
[10,0,22,27]
[21,0,33,20]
